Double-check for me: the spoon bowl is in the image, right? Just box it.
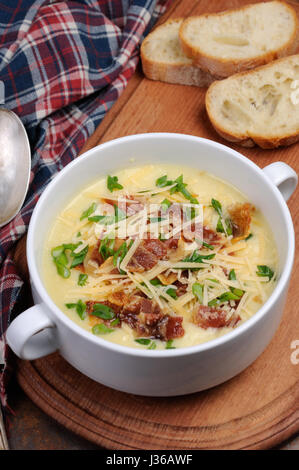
[0,109,31,227]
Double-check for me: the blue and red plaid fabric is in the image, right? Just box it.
[0,0,172,412]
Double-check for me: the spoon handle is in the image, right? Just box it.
[0,408,9,450]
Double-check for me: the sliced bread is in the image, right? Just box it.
[179,1,299,78]
[140,18,216,87]
[205,55,299,149]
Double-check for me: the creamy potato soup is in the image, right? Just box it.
[43,164,278,350]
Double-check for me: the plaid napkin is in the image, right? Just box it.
[0,0,171,414]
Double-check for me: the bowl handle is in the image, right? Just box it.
[6,304,58,360]
[263,162,298,202]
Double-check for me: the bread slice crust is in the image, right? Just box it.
[141,18,216,87]
[205,55,299,149]
[179,1,299,78]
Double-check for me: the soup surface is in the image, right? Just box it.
[43,164,278,350]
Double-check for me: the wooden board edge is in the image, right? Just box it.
[16,360,299,450]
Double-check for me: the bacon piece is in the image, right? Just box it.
[87,293,184,341]
[182,222,203,243]
[90,240,104,265]
[183,225,220,245]
[203,226,221,245]
[127,245,157,272]
[193,305,240,329]
[122,294,146,315]
[74,263,85,273]
[143,239,167,259]
[107,291,129,307]
[127,239,167,272]
[173,280,188,297]
[155,315,184,340]
[122,296,184,340]
[227,314,241,328]
[163,237,179,250]
[228,203,254,240]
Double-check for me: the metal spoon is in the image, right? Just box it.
[0,109,31,228]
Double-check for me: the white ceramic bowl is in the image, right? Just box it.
[6,133,297,396]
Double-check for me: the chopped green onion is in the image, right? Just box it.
[78,273,88,286]
[113,240,133,274]
[165,339,176,349]
[88,204,126,225]
[208,290,243,306]
[148,341,157,350]
[91,303,115,320]
[245,233,253,241]
[216,217,225,233]
[92,324,114,335]
[212,199,232,235]
[70,245,89,268]
[111,318,120,326]
[150,278,162,286]
[230,287,244,297]
[211,198,222,216]
[216,216,232,235]
[135,338,152,345]
[192,282,204,303]
[225,218,233,236]
[51,245,71,278]
[51,245,65,258]
[62,242,82,251]
[99,236,115,261]
[228,269,236,281]
[218,291,242,301]
[107,175,123,192]
[202,241,214,250]
[80,202,97,221]
[165,287,178,300]
[181,251,215,270]
[148,279,177,300]
[256,265,274,281]
[66,300,86,320]
[149,217,166,223]
[55,263,71,279]
[54,251,68,267]
[170,175,199,204]
[161,198,171,211]
[114,205,126,222]
[207,299,218,307]
[88,215,114,224]
[156,175,173,188]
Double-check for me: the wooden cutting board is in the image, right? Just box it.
[16,0,299,450]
